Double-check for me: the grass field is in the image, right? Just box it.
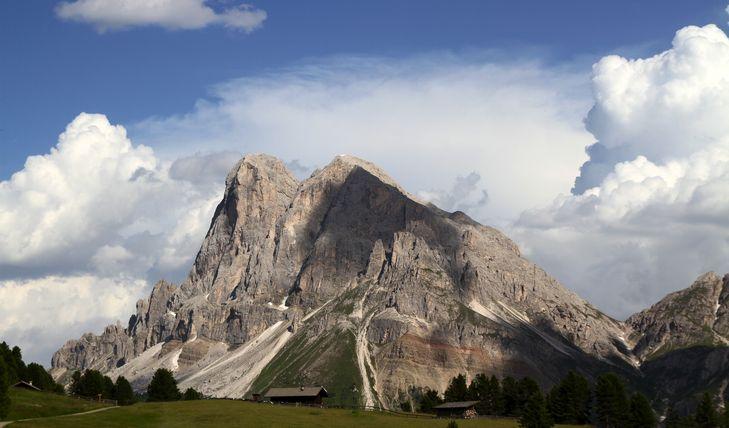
[10,399,587,427]
[2,388,109,421]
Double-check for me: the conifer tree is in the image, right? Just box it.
[519,390,553,428]
[594,373,629,428]
[0,357,11,420]
[695,392,718,428]
[114,376,135,405]
[547,371,591,424]
[628,392,656,428]
[147,368,181,402]
[444,374,469,402]
[502,376,520,416]
[419,389,442,413]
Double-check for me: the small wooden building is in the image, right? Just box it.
[433,401,479,418]
[263,386,329,405]
[13,381,41,391]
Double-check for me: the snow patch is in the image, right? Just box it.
[266,297,289,311]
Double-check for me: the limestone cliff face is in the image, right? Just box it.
[627,272,729,410]
[53,154,638,405]
[627,272,729,361]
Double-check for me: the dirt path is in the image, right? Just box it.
[0,405,118,426]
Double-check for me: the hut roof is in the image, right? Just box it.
[13,381,41,391]
[264,386,328,398]
[433,401,479,410]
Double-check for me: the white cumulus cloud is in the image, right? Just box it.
[135,55,594,225]
[0,113,225,363]
[56,0,267,32]
[513,25,729,317]
[0,275,147,366]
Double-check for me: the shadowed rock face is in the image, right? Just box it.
[55,153,724,407]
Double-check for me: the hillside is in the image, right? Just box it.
[2,388,109,422]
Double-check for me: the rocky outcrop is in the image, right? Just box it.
[628,272,729,361]
[61,153,725,407]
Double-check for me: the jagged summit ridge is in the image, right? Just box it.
[53,153,646,406]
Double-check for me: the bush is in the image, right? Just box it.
[147,369,180,402]
[182,387,203,401]
[399,400,412,412]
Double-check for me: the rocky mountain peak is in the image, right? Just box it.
[627,271,729,361]
[52,153,651,407]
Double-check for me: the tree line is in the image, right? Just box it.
[416,371,656,428]
[0,340,203,420]
[1,341,67,419]
[69,367,203,404]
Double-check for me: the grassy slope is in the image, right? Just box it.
[12,400,585,428]
[2,388,109,421]
[249,327,362,407]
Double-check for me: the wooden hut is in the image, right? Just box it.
[13,381,41,391]
[263,386,329,405]
[433,401,479,418]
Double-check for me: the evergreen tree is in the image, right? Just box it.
[70,370,82,396]
[594,373,629,428]
[665,404,682,428]
[547,371,591,424]
[519,390,553,428]
[695,392,718,428]
[0,343,16,384]
[502,376,520,416]
[444,374,469,402]
[113,376,135,406]
[26,363,63,393]
[419,389,443,413]
[11,347,27,382]
[0,357,11,420]
[78,369,106,398]
[628,392,656,428]
[516,378,540,416]
[147,368,181,402]
[721,405,729,428]
[102,376,115,399]
[469,373,502,415]
[182,388,203,401]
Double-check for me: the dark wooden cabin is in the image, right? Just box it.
[433,401,479,418]
[263,386,329,405]
[13,381,41,391]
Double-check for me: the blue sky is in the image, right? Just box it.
[5,1,729,364]
[1,0,725,179]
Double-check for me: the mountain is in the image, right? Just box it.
[628,272,729,410]
[50,153,727,409]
